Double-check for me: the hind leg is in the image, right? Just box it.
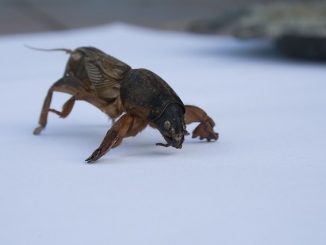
[33,76,83,135]
[47,95,76,118]
[34,75,110,135]
[34,75,122,135]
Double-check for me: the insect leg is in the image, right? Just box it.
[85,114,135,163]
[33,87,54,135]
[184,105,219,141]
[85,115,148,163]
[48,95,76,118]
[33,76,84,135]
[34,75,120,135]
[111,117,148,149]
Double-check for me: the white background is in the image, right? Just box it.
[0,24,325,245]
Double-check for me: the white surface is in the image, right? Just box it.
[0,24,325,245]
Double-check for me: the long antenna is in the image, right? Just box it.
[24,44,73,54]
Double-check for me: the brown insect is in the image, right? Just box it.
[31,46,218,163]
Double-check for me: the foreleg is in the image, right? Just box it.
[184,105,218,141]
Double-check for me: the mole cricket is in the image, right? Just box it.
[31,46,219,163]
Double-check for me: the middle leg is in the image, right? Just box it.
[86,114,147,163]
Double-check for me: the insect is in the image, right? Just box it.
[31,46,218,163]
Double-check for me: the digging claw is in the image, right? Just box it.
[192,122,219,142]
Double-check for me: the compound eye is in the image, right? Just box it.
[164,120,171,130]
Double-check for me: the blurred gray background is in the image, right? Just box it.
[0,0,305,35]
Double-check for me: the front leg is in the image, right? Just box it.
[184,105,219,141]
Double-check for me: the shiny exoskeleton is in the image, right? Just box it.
[32,47,218,163]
